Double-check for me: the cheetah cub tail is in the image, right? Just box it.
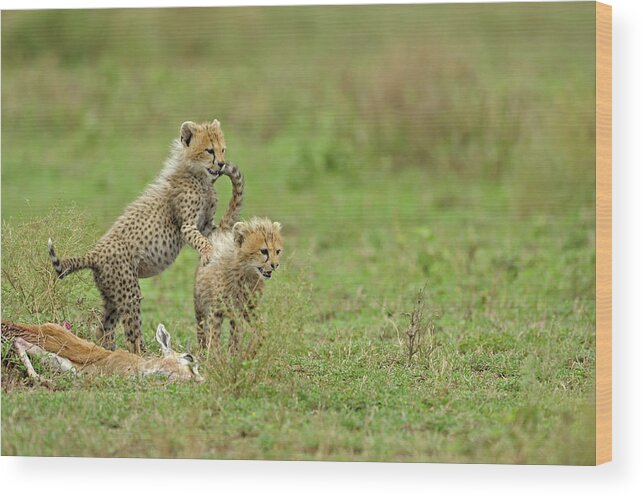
[48,238,93,279]
[218,163,244,231]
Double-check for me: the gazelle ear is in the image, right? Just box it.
[180,121,197,147]
[155,324,172,357]
[233,221,247,246]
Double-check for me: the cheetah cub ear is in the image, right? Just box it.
[273,222,282,232]
[180,121,197,147]
[233,221,248,246]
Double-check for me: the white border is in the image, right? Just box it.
[1,0,642,495]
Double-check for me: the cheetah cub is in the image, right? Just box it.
[194,158,282,353]
[49,119,229,354]
[194,215,283,354]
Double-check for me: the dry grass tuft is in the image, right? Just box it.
[200,263,313,397]
[1,206,101,336]
[393,286,439,365]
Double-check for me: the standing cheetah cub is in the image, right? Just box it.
[194,217,283,354]
[49,119,229,354]
[193,139,281,353]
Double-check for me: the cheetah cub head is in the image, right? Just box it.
[233,218,283,280]
[179,119,227,178]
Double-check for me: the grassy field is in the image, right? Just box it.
[1,4,596,463]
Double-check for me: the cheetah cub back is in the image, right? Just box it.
[49,119,231,354]
[194,217,283,354]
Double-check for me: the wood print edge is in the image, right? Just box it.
[595,0,612,466]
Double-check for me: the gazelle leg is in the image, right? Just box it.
[14,337,77,377]
[34,348,77,375]
[13,337,44,383]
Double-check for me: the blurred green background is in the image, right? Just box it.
[1,3,597,463]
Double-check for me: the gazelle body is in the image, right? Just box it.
[1,321,203,383]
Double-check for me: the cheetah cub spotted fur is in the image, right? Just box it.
[49,119,229,354]
[194,215,283,355]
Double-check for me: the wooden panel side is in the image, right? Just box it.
[595,1,612,466]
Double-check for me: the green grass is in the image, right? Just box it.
[1,3,596,463]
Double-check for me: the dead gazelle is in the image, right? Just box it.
[1,321,204,383]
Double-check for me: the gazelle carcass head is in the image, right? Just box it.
[152,324,204,383]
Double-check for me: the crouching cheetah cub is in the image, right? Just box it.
[49,119,230,354]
